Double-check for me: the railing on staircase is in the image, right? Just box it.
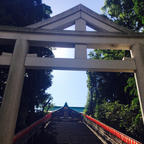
[13,112,52,144]
[83,114,142,144]
[13,106,142,144]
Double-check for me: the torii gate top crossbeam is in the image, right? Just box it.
[0,26,144,48]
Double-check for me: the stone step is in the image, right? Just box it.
[32,119,103,144]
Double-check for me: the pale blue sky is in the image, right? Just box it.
[44,0,105,107]
[43,0,105,16]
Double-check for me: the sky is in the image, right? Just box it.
[43,0,105,107]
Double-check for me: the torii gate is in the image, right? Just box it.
[0,4,144,144]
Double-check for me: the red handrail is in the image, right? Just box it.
[84,114,142,144]
[13,112,52,143]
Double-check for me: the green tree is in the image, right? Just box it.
[102,0,144,31]
[97,99,143,142]
[85,50,133,110]
[0,0,52,26]
[85,0,144,142]
[0,0,53,132]
[85,49,144,142]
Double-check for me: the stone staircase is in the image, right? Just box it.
[32,103,102,144]
[33,117,102,144]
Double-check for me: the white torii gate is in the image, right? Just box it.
[0,4,144,144]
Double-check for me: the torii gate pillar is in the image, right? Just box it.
[0,39,28,144]
[131,43,144,121]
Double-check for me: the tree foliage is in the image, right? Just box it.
[0,0,53,132]
[85,51,144,143]
[85,0,144,142]
[97,100,143,141]
[102,0,144,31]
[0,0,52,26]
[85,49,134,113]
